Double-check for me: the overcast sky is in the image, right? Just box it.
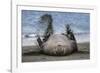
[22,10,90,35]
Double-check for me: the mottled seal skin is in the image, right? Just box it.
[42,34,78,56]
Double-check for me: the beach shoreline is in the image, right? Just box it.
[22,42,90,62]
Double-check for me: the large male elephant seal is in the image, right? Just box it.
[42,34,77,56]
[37,14,78,56]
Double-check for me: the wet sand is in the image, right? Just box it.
[22,42,90,62]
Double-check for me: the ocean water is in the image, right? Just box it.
[22,33,89,46]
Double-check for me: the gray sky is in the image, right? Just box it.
[22,10,90,35]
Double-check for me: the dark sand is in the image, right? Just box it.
[22,42,90,62]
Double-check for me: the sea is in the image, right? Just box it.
[22,33,90,46]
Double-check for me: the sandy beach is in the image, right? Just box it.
[22,42,90,62]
